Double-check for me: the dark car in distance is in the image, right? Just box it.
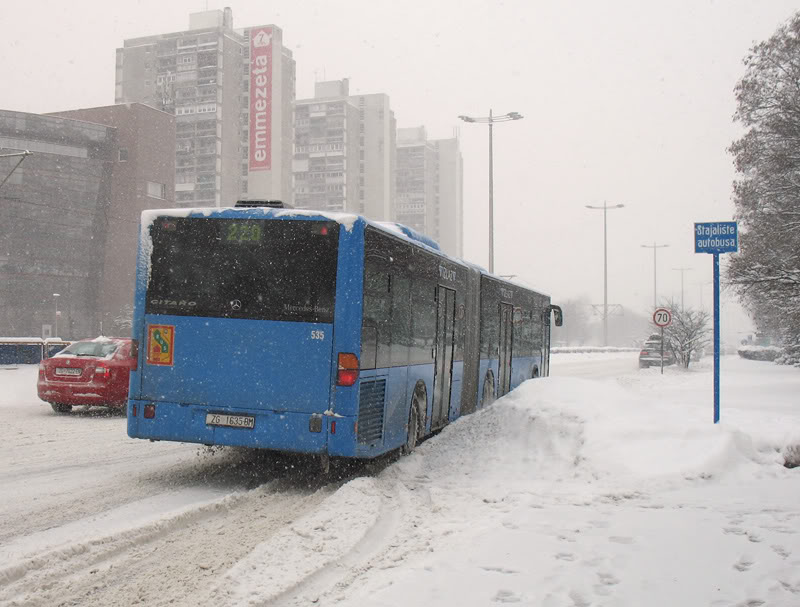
[639,338,676,369]
[37,337,136,413]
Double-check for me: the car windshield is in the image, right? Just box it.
[59,341,120,358]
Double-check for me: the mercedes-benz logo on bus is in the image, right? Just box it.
[230,299,242,311]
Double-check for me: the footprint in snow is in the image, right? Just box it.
[609,536,634,544]
[597,571,620,586]
[492,589,522,603]
[568,590,591,607]
[733,557,754,572]
[480,566,519,574]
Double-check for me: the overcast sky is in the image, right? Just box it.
[2,0,797,331]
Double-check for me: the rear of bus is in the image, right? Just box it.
[127,208,364,457]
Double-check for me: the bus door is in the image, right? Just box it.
[431,286,456,430]
[498,303,514,395]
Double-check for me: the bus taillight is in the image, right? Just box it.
[336,353,359,386]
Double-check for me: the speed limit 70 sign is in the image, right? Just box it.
[653,308,672,327]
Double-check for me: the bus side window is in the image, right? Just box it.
[363,268,391,369]
[390,275,411,367]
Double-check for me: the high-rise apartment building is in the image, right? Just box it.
[433,137,464,258]
[396,126,436,236]
[396,127,463,257]
[293,80,360,213]
[115,8,295,207]
[293,79,396,220]
[352,93,396,221]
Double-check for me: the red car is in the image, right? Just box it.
[37,337,136,413]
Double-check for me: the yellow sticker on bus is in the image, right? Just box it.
[147,324,175,366]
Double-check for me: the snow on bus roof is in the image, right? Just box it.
[140,207,359,233]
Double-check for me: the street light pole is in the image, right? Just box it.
[53,293,60,338]
[641,242,669,309]
[586,202,625,346]
[672,267,692,310]
[458,110,523,274]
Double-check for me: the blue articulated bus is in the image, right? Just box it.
[127,201,562,469]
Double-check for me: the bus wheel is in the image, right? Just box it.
[51,403,72,414]
[401,393,422,455]
[481,373,495,407]
[532,367,540,379]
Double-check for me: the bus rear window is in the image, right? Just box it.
[146,218,339,323]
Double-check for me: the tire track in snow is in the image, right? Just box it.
[0,451,378,607]
[0,477,335,606]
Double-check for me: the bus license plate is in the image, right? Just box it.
[205,413,255,429]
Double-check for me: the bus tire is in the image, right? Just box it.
[51,403,72,414]
[481,372,495,407]
[402,389,424,455]
[532,366,540,379]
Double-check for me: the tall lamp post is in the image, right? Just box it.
[585,202,625,346]
[672,267,692,310]
[458,110,523,273]
[641,242,669,309]
[53,293,60,338]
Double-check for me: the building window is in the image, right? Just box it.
[118,148,129,162]
[147,181,166,199]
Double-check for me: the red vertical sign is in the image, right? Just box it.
[249,27,273,171]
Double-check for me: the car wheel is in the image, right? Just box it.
[639,362,649,369]
[51,403,72,414]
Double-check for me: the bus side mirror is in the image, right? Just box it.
[550,305,563,327]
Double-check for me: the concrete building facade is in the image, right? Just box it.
[0,105,175,339]
[352,92,396,221]
[115,8,295,207]
[293,80,360,213]
[293,79,396,221]
[396,127,463,257]
[49,104,176,335]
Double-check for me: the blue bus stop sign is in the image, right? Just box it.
[695,222,738,254]
[694,221,738,425]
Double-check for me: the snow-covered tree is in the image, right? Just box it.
[658,299,711,368]
[113,304,133,334]
[728,13,800,366]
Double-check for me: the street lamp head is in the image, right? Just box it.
[53,293,60,297]
[458,115,476,123]
[508,112,523,120]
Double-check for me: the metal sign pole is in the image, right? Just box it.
[660,326,664,374]
[695,221,737,424]
[713,253,720,423]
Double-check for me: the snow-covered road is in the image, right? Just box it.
[2,353,799,606]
